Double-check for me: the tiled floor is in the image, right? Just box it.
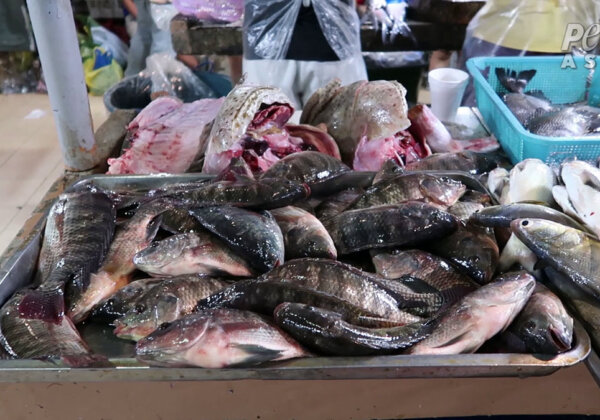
[0,93,108,255]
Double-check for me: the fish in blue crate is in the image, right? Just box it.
[495,68,600,137]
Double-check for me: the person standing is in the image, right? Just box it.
[242,0,368,108]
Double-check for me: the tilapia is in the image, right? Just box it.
[37,191,115,297]
[557,160,600,237]
[527,105,600,137]
[427,224,499,284]
[325,202,458,255]
[495,68,555,126]
[506,159,556,205]
[470,202,588,231]
[405,151,498,175]
[409,271,536,355]
[498,283,573,354]
[169,178,310,210]
[0,285,107,366]
[371,249,478,306]
[269,207,337,260]
[196,280,422,327]
[67,200,165,323]
[133,231,254,277]
[136,308,307,367]
[89,277,165,324]
[160,206,202,234]
[274,303,432,356]
[512,218,600,300]
[190,206,284,273]
[260,151,373,196]
[114,276,228,341]
[345,173,466,210]
[314,188,363,220]
[448,201,485,221]
[262,258,439,319]
[372,159,405,184]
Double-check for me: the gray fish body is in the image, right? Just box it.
[160,207,202,234]
[470,203,587,231]
[325,202,458,255]
[136,308,307,368]
[527,106,600,137]
[37,191,115,300]
[512,218,600,300]
[171,178,309,210]
[372,159,405,184]
[274,303,432,356]
[503,93,555,126]
[404,151,497,175]
[269,206,337,260]
[502,283,573,354]
[260,151,373,196]
[190,206,284,273]
[314,188,363,220]
[448,201,485,221]
[427,224,499,285]
[114,276,228,341]
[346,173,466,210]
[262,258,433,319]
[133,231,254,277]
[409,271,536,355]
[89,277,165,324]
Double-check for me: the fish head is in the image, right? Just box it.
[135,313,210,365]
[114,293,182,341]
[480,271,536,308]
[419,176,467,206]
[133,233,199,272]
[514,307,574,354]
[512,218,586,251]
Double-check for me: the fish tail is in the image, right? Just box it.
[495,68,536,93]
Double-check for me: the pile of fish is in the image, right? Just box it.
[106,79,499,175]
[3,146,594,369]
[496,68,600,137]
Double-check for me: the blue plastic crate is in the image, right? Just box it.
[466,56,600,164]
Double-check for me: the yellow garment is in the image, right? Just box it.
[471,0,600,53]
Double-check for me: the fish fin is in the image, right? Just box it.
[229,344,283,366]
[145,214,163,242]
[495,68,536,93]
[17,283,65,324]
[526,89,551,101]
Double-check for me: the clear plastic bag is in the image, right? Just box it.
[90,25,129,68]
[172,0,244,23]
[149,3,179,32]
[243,0,361,60]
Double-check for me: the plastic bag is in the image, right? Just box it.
[459,0,600,106]
[243,0,361,60]
[173,0,243,23]
[363,51,426,69]
[145,52,217,101]
[150,3,179,31]
[91,25,129,67]
[361,0,413,44]
[83,47,124,96]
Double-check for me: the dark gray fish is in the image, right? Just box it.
[274,303,432,356]
[0,285,108,366]
[409,271,536,355]
[512,218,600,300]
[404,151,498,175]
[345,173,466,210]
[260,151,374,196]
[314,187,363,220]
[37,191,116,298]
[269,206,337,260]
[89,277,165,324]
[195,280,421,327]
[160,206,203,234]
[427,224,499,285]
[495,68,555,126]
[190,206,284,273]
[170,178,309,210]
[114,276,229,341]
[470,202,588,231]
[136,308,307,368]
[262,258,439,319]
[527,105,600,137]
[325,202,458,255]
[371,249,478,307]
[498,282,573,354]
[372,159,405,184]
[448,201,485,221]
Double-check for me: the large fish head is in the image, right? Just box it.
[420,176,467,206]
[114,293,182,341]
[133,233,199,273]
[136,313,210,365]
[512,218,585,251]
[479,271,536,309]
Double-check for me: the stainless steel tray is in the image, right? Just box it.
[0,174,591,382]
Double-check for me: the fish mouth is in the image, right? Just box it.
[549,327,571,352]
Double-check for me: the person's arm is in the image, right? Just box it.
[122,0,138,18]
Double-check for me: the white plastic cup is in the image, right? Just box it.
[428,68,469,122]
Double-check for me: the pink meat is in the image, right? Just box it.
[353,130,431,172]
[408,105,499,153]
[107,97,224,174]
[285,124,341,160]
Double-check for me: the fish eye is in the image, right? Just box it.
[522,220,529,226]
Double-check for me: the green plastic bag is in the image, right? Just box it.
[83,46,123,96]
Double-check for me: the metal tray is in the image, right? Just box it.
[0,174,591,382]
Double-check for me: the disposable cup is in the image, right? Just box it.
[428,68,469,122]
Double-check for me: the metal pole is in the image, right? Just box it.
[26,0,101,171]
